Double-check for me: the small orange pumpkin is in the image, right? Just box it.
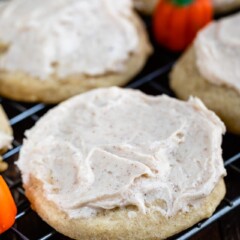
[153,0,213,51]
[0,176,17,234]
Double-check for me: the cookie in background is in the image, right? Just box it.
[0,105,12,172]
[170,13,240,134]
[133,0,240,15]
[0,0,152,104]
[133,0,159,14]
[214,0,240,13]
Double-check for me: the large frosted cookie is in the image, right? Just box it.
[0,0,152,103]
[170,13,240,134]
[17,87,226,240]
[0,105,12,171]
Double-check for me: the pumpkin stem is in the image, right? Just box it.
[170,0,194,6]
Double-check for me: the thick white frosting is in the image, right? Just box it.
[17,87,226,219]
[195,13,240,94]
[0,0,139,80]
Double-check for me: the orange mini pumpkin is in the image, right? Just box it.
[0,176,17,234]
[153,0,213,51]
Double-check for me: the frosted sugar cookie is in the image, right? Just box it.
[17,87,226,239]
[0,105,12,171]
[171,13,240,134]
[0,0,152,103]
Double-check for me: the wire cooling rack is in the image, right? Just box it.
[1,48,240,240]
[1,17,240,240]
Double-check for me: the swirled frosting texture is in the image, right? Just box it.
[0,0,138,80]
[17,87,226,218]
[195,13,240,94]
